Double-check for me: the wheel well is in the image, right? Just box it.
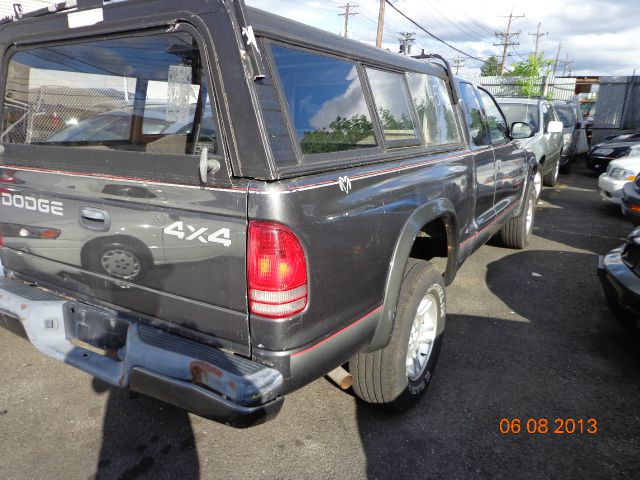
[409,216,452,277]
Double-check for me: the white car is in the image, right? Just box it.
[598,156,640,204]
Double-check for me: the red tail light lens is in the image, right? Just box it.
[248,221,307,318]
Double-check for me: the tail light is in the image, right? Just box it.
[248,221,307,318]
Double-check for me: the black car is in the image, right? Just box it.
[621,175,640,225]
[586,131,640,173]
[599,227,640,325]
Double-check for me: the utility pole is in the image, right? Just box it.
[560,53,574,76]
[376,0,385,48]
[529,22,548,57]
[451,57,465,75]
[494,8,525,75]
[398,32,416,55]
[339,2,358,39]
[552,43,561,77]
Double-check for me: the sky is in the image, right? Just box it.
[246,0,640,76]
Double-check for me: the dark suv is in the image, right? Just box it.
[0,0,536,427]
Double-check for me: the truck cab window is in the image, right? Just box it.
[2,32,218,158]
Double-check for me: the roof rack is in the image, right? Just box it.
[0,0,111,26]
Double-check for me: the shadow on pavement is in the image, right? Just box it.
[533,165,631,253]
[356,248,640,477]
[92,379,200,480]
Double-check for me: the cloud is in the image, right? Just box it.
[247,0,640,76]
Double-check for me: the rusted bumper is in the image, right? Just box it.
[0,277,283,428]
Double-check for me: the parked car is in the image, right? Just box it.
[621,175,640,225]
[586,131,640,173]
[553,101,581,173]
[0,0,536,428]
[598,156,640,204]
[497,97,564,196]
[598,227,640,325]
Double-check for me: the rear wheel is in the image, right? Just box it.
[349,259,445,410]
[498,184,536,249]
[559,158,571,174]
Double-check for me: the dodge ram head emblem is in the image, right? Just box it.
[339,176,352,194]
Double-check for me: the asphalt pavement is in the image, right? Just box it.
[1,161,639,479]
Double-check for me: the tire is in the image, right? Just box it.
[543,157,560,186]
[349,259,445,410]
[559,159,571,174]
[86,241,151,281]
[498,185,536,249]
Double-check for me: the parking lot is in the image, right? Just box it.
[1,161,639,480]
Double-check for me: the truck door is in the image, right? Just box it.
[457,82,496,230]
[0,26,250,353]
[476,88,527,215]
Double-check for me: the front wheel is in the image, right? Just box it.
[349,259,445,410]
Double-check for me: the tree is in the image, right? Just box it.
[300,114,375,154]
[480,55,500,76]
[506,53,554,98]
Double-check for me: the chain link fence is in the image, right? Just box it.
[461,75,577,101]
[2,85,129,143]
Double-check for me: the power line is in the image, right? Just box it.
[384,0,485,62]
[494,9,525,75]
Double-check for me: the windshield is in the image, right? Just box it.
[555,105,576,128]
[499,103,540,132]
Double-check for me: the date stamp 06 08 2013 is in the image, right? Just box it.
[499,418,598,435]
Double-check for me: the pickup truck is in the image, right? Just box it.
[0,0,536,427]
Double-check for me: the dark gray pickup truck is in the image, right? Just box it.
[0,0,536,427]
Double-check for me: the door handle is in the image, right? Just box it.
[79,207,111,232]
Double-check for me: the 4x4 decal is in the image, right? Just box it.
[164,221,231,247]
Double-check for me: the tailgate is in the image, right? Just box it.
[0,170,250,351]
[0,19,252,352]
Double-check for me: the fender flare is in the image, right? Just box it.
[364,198,459,353]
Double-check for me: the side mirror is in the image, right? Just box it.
[547,120,563,134]
[510,122,535,140]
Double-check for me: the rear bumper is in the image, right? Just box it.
[0,277,283,428]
